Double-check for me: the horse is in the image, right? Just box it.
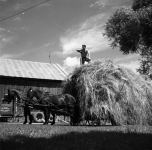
[7,89,25,103]
[7,88,34,124]
[26,88,77,125]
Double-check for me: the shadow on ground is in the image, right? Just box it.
[1,130,152,150]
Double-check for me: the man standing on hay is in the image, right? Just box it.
[76,45,91,65]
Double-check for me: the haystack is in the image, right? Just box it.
[62,59,152,125]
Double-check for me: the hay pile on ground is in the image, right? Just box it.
[62,59,152,125]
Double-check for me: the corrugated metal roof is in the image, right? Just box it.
[0,59,68,80]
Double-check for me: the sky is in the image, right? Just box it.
[0,0,140,73]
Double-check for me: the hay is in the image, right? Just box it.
[62,59,152,125]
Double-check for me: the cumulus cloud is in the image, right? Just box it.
[60,13,110,56]
[63,57,80,67]
[62,57,80,73]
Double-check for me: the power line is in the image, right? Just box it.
[0,0,50,22]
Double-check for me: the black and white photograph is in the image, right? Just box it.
[0,0,152,150]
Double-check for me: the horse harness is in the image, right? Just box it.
[42,94,75,117]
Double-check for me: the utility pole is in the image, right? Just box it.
[49,51,51,63]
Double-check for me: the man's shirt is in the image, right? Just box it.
[79,49,89,57]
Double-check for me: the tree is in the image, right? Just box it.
[132,0,152,10]
[104,0,152,78]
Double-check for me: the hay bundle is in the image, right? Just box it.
[62,59,152,125]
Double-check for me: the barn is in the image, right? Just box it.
[0,58,68,99]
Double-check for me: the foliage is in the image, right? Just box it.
[104,0,152,77]
[132,0,152,10]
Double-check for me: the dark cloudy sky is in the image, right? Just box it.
[0,0,140,72]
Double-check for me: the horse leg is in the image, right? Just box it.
[24,106,33,124]
[28,108,33,124]
[23,106,28,124]
[67,106,75,126]
[51,113,56,125]
[70,116,76,126]
[43,108,49,125]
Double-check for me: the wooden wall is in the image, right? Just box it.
[0,76,63,100]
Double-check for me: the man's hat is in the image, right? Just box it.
[82,45,86,47]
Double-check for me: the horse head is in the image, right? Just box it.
[27,88,44,103]
[7,88,22,103]
[27,88,34,100]
[2,94,9,104]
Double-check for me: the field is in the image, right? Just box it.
[0,123,152,150]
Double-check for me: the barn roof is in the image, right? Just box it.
[0,59,68,81]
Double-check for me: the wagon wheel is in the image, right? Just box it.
[32,112,45,123]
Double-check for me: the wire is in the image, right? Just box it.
[0,0,50,22]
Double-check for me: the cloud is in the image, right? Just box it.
[114,54,140,73]
[0,54,15,59]
[90,0,132,7]
[60,13,110,56]
[62,57,80,73]
[119,60,140,73]
[0,28,14,53]
[12,16,22,21]
[114,54,140,63]
[63,57,80,67]
[13,3,22,10]
[1,37,13,42]
[37,2,51,8]
[90,1,105,9]
[0,42,54,59]
[0,27,5,31]
[0,50,32,59]
[62,56,140,74]
[0,51,27,59]
[52,51,64,58]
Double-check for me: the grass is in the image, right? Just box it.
[0,124,152,150]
